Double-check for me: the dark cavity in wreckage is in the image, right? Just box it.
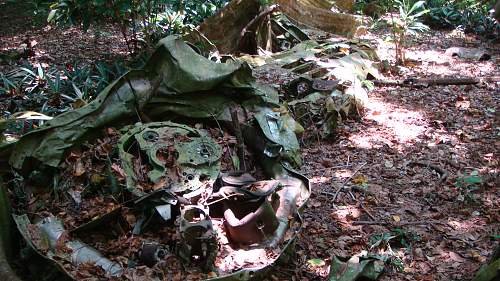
[0,36,310,281]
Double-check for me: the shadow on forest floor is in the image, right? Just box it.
[277,31,499,281]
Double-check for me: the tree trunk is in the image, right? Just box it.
[197,0,262,54]
[495,0,500,22]
[275,0,366,37]
[193,0,367,54]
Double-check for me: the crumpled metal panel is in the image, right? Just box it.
[118,121,222,195]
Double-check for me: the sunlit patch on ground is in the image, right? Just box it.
[334,169,353,179]
[330,205,365,231]
[310,175,332,184]
[295,30,498,279]
[447,217,487,232]
[348,97,429,149]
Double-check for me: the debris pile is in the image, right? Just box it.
[1,36,310,280]
[0,1,381,280]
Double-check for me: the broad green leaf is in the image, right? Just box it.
[20,67,36,77]
[47,9,58,23]
[408,1,426,15]
[308,258,326,267]
[464,176,482,185]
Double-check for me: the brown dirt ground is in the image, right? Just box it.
[0,0,129,71]
[273,29,500,281]
[1,1,499,281]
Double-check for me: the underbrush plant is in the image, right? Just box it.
[454,170,482,203]
[0,61,128,123]
[369,228,421,272]
[355,0,393,17]
[389,0,430,65]
[41,0,229,52]
[425,0,499,38]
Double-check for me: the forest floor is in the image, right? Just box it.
[1,1,499,281]
[286,30,500,281]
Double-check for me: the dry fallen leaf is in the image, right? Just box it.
[448,251,466,263]
[353,174,368,185]
[74,160,85,176]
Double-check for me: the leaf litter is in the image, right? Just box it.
[267,28,498,281]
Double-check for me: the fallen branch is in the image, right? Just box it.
[237,4,279,50]
[303,164,351,175]
[409,161,448,184]
[374,76,500,87]
[353,220,429,226]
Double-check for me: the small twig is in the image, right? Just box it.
[205,193,239,206]
[359,203,376,221]
[332,162,367,202]
[303,164,351,175]
[321,191,336,196]
[347,190,355,200]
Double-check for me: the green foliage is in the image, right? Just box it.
[389,0,429,64]
[369,228,420,272]
[0,60,129,120]
[307,258,326,267]
[369,228,420,250]
[37,0,229,50]
[355,0,393,17]
[454,170,483,203]
[356,0,499,37]
[425,0,499,37]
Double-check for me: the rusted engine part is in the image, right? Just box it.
[209,180,281,245]
[217,173,307,248]
[210,171,306,248]
[216,172,258,187]
[286,76,340,98]
[118,122,222,197]
[13,215,123,277]
[241,121,311,247]
[140,242,168,267]
[223,200,279,245]
[130,189,181,234]
[177,205,217,271]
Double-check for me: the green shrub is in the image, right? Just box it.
[0,60,129,118]
[425,0,499,37]
[389,0,430,64]
[37,0,229,51]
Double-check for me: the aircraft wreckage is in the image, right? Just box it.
[0,0,384,279]
[0,36,311,281]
